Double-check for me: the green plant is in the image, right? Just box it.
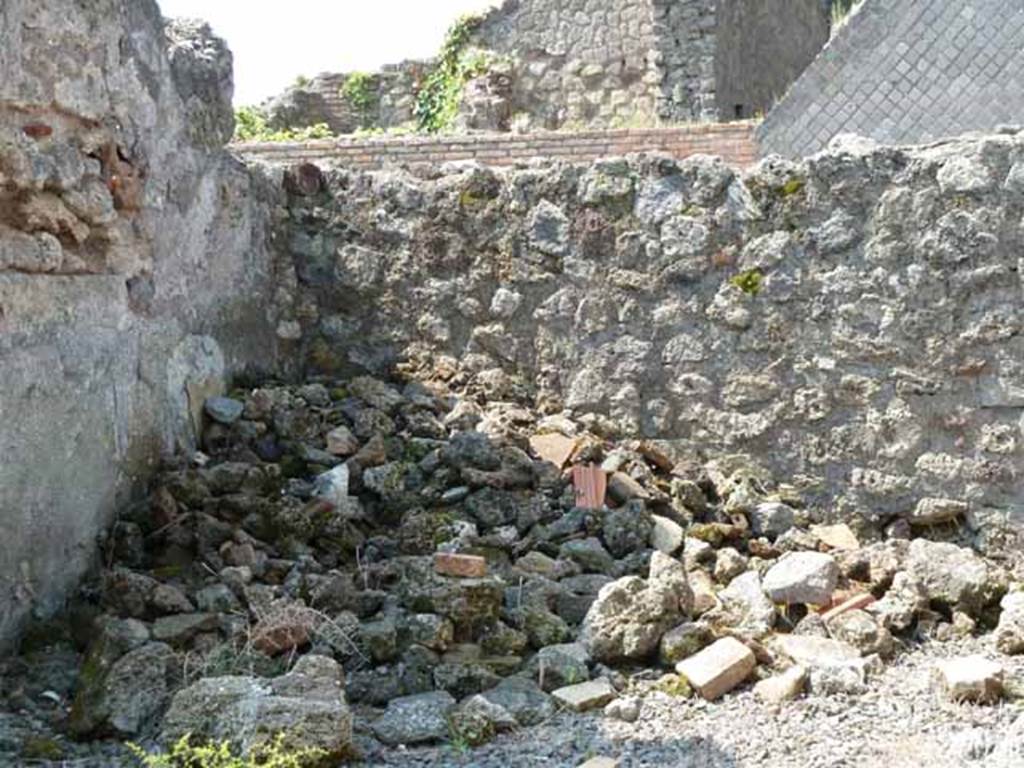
[730,269,764,296]
[831,0,863,31]
[414,13,488,133]
[233,106,335,144]
[233,106,270,142]
[294,75,312,89]
[340,72,375,114]
[781,177,806,197]
[657,673,694,698]
[447,711,493,751]
[128,733,326,768]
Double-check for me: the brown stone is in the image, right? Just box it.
[529,432,578,469]
[22,122,53,139]
[675,637,756,700]
[434,552,487,578]
[811,523,860,551]
[606,471,649,505]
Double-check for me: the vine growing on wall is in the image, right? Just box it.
[413,13,488,133]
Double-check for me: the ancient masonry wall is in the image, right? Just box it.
[273,133,1024,548]
[277,0,828,134]
[759,0,1024,158]
[235,123,760,170]
[0,1,286,651]
[471,0,672,128]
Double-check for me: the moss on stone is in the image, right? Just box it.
[730,268,764,296]
[22,736,64,760]
[656,673,693,698]
[781,178,806,197]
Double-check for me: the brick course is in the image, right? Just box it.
[234,123,760,170]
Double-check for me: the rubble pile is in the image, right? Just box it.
[2,368,1022,765]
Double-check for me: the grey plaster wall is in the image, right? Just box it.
[0,1,286,650]
[280,132,1024,548]
[715,0,831,121]
[759,0,1024,158]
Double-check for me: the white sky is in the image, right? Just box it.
[158,0,498,106]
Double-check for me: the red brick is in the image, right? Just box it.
[820,592,876,623]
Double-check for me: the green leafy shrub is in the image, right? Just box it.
[340,72,375,114]
[831,0,863,31]
[233,106,334,144]
[414,13,489,133]
[129,733,326,768]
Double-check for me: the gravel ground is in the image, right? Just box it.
[358,635,1024,768]
[3,635,1022,768]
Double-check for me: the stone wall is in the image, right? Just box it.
[0,1,286,650]
[275,132,1024,545]
[263,0,830,135]
[267,62,426,136]
[471,0,664,129]
[235,123,759,170]
[759,0,1024,158]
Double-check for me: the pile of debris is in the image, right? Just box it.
[2,368,1023,765]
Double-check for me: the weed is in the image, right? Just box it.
[730,269,764,296]
[128,733,325,768]
[781,178,806,197]
[233,106,334,144]
[657,673,694,698]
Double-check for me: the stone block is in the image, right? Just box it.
[434,553,487,579]
[650,515,684,554]
[675,637,756,700]
[551,678,616,712]
[934,656,1004,703]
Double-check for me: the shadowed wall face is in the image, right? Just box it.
[715,0,831,121]
[276,135,1024,554]
[0,0,283,651]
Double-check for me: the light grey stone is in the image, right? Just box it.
[763,552,839,606]
[371,691,456,746]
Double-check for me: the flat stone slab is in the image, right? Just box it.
[529,432,578,468]
[552,677,616,712]
[675,637,756,700]
[434,552,487,578]
[771,634,861,668]
[935,656,1004,703]
[810,523,860,551]
[372,691,457,745]
[578,758,620,768]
